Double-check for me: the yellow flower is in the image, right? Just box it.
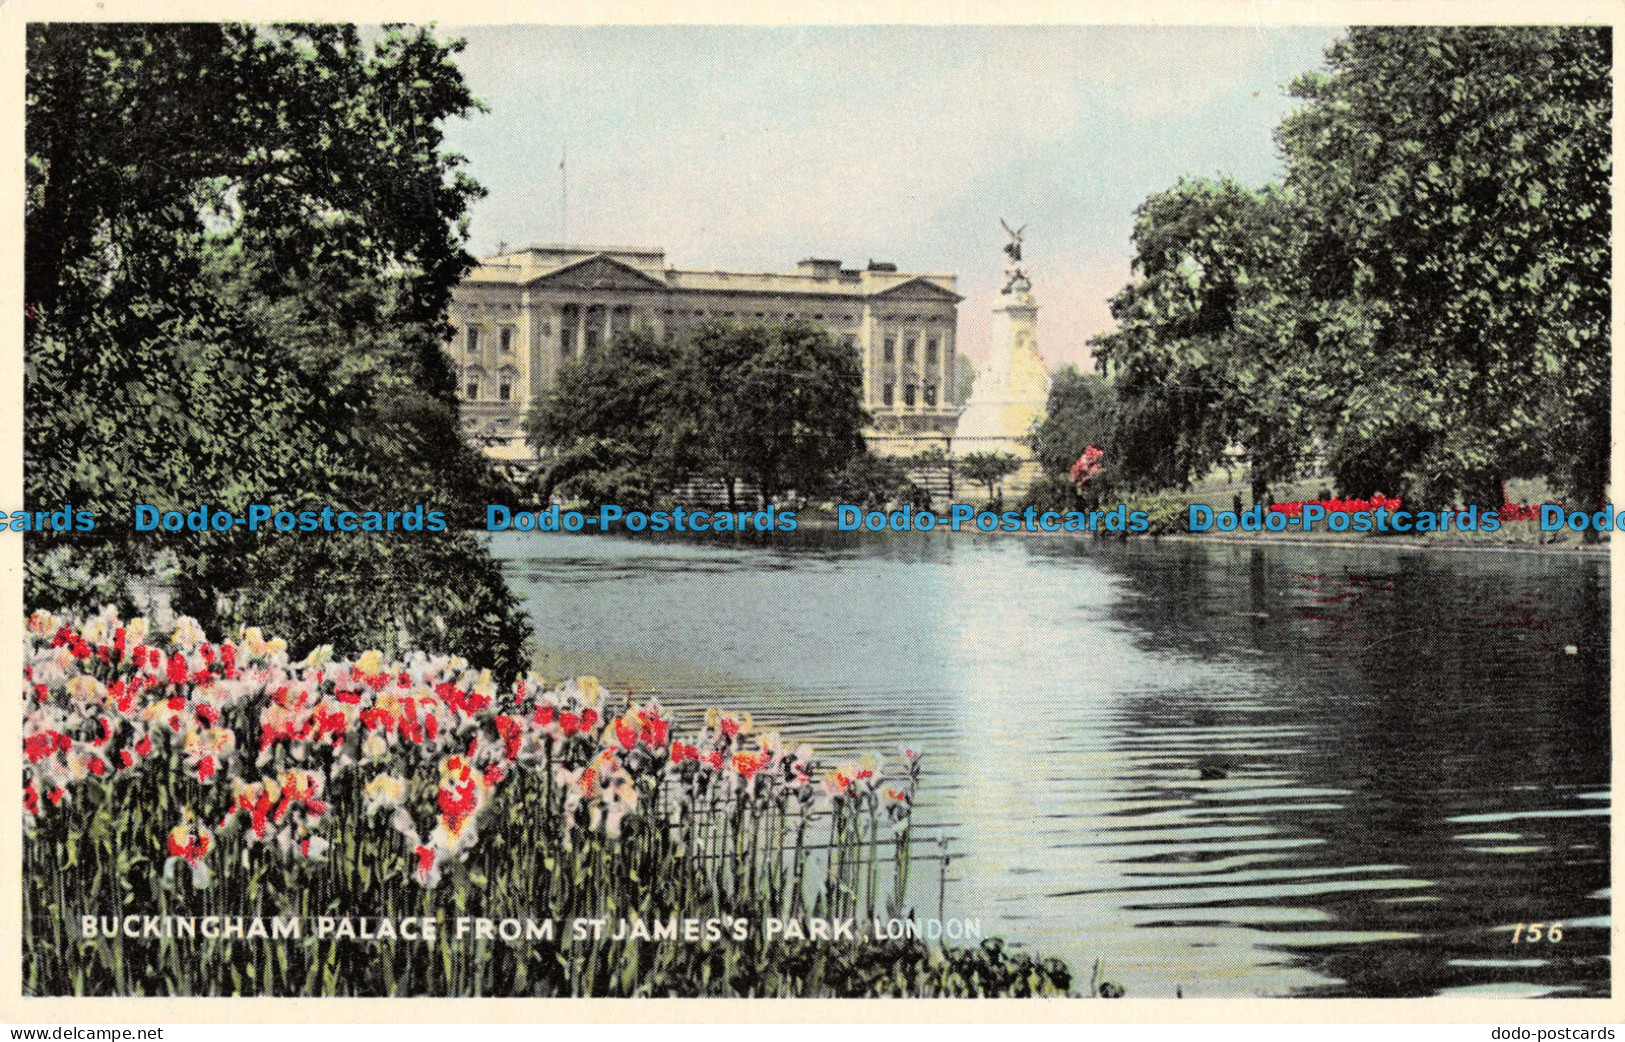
[362,731,389,761]
[66,675,108,706]
[27,610,60,636]
[171,617,206,650]
[363,773,407,812]
[472,668,496,700]
[241,628,287,659]
[126,617,149,646]
[355,649,384,677]
[577,676,603,706]
[301,644,334,670]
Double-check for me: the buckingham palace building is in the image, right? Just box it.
[445,245,963,465]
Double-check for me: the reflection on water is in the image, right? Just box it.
[489,529,1610,998]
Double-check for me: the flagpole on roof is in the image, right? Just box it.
[560,144,568,244]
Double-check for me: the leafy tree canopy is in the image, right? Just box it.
[25,23,530,671]
[1091,26,1610,510]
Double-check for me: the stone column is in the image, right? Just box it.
[575,304,587,360]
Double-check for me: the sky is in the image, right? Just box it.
[439,25,1342,371]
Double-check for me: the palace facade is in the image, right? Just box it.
[445,245,963,464]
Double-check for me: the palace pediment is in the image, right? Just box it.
[871,276,964,303]
[530,254,670,292]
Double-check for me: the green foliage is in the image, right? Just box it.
[1028,365,1119,507]
[825,452,929,511]
[528,331,687,508]
[528,320,871,508]
[683,320,871,504]
[24,23,530,662]
[1092,178,1308,499]
[1094,27,1611,510]
[1118,493,1185,536]
[956,451,1022,502]
[1279,26,1611,508]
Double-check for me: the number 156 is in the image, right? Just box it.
[1510,922,1564,943]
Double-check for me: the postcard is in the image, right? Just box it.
[2,0,1619,1025]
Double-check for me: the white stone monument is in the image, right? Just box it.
[954,219,1051,456]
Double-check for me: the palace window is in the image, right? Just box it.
[559,326,575,357]
[926,337,939,365]
[584,325,599,355]
[883,336,896,363]
[882,383,894,406]
[904,384,917,407]
[498,378,513,402]
[905,336,917,363]
[465,327,480,352]
[464,369,482,401]
[924,384,938,407]
[499,327,514,353]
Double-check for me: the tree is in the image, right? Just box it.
[1094,28,1610,513]
[681,321,870,505]
[957,451,1022,504]
[1091,178,1310,503]
[527,329,688,507]
[1276,27,1611,508]
[825,452,928,511]
[24,23,531,671]
[1029,367,1117,483]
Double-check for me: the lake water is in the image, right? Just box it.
[489,529,1611,998]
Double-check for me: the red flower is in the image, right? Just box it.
[167,653,189,686]
[135,735,153,757]
[24,732,55,764]
[495,715,523,760]
[167,831,210,863]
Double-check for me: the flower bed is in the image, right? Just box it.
[22,609,1071,997]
